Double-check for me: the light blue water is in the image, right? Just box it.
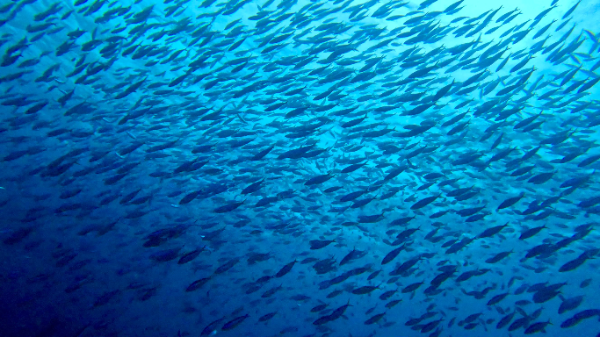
[1,0,600,336]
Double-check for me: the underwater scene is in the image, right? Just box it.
[1,0,600,336]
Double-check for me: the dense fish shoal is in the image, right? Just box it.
[0,0,600,336]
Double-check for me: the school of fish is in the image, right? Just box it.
[1,0,600,336]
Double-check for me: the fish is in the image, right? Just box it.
[222,314,249,331]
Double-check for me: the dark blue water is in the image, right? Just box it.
[1,0,600,336]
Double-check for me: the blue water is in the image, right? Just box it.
[1,0,600,336]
